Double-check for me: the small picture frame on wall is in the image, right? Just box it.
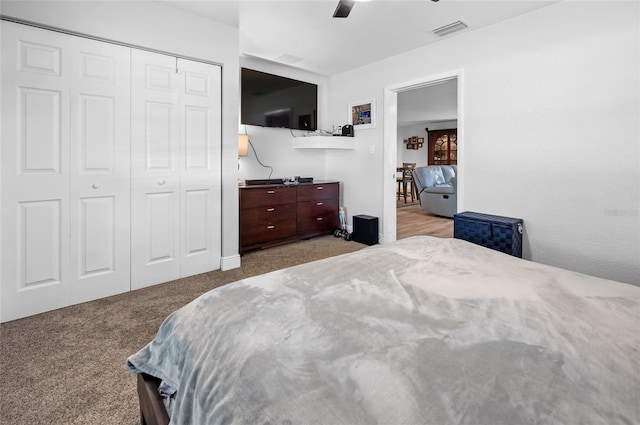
[348,99,376,129]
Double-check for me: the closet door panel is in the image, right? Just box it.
[130,50,181,289]
[69,37,131,304]
[184,189,210,256]
[146,191,178,262]
[178,58,221,276]
[1,23,71,321]
[20,88,62,173]
[145,101,176,170]
[78,196,115,275]
[19,200,63,287]
[79,94,115,170]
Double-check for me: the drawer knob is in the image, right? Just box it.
[316,202,323,206]
[317,186,323,190]
[316,217,323,221]
[267,225,275,229]
[92,183,100,189]
[266,208,275,212]
[267,190,275,194]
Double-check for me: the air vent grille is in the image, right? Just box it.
[275,54,303,64]
[432,20,468,37]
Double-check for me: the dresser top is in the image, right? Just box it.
[239,180,339,189]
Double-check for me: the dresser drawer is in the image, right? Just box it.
[240,186,296,208]
[240,209,297,247]
[241,222,297,247]
[241,204,296,227]
[296,183,339,202]
[297,198,339,236]
[296,198,339,221]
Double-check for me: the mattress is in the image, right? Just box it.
[127,236,640,425]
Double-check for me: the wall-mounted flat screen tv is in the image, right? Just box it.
[241,68,317,131]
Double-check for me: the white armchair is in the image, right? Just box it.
[412,165,457,218]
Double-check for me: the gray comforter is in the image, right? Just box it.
[127,236,640,425]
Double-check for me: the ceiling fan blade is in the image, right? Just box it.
[333,0,355,18]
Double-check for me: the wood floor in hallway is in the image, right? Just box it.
[396,204,453,240]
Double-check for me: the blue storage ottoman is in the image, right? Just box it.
[453,211,523,257]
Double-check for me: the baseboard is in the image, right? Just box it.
[220,254,241,271]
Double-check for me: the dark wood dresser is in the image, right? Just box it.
[239,181,340,253]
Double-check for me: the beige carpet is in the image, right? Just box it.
[0,236,366,425]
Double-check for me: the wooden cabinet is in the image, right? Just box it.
[240,182,340,253]
[428,129,457,165]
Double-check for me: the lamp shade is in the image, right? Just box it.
[238,134,249,157]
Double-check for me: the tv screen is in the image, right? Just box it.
[241,68,317,131]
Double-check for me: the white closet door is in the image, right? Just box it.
[68,38,131,304]
[130,50,182,289]
[1,23,132,322]
[130,51,222,290]
[1,23,71,321]
[177,58,222,277]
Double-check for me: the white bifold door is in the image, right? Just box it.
[1,22,222,322]
[130,50,221,290]
[0,23,131,321]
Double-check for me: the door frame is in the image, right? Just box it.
[382,69,464,243]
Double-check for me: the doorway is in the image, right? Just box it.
[382,70,464,243]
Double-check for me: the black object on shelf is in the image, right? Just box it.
[244,178,285,185]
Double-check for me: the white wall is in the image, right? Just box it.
[326,1,640,285]
[239,125,329,181]
[397,125,429,167]
[0,0,242,263]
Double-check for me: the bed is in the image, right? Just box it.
[127,236,639,425]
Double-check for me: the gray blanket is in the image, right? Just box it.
[127,236,640,425]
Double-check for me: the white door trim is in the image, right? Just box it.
[382,69,464,243]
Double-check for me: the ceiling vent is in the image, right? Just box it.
[432,20,468,37]
[275,54,303,65]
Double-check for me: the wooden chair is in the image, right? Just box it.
[397,162,416,203]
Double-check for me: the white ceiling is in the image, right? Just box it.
[161,0,558,76]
